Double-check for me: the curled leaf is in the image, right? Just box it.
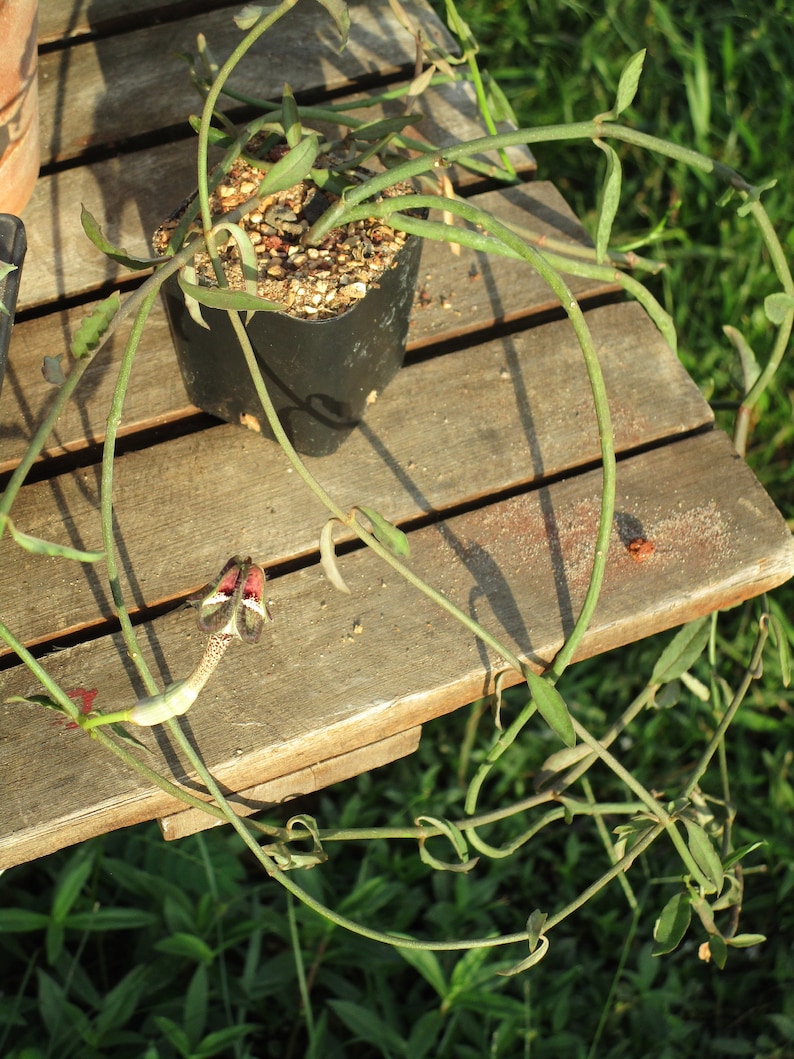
[320,518,351,594]
[415,815,478,873]
[497,934,549,976]
[80,206,164,270]
[316,0,350,49]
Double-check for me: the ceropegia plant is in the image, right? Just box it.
[0,0,791,973]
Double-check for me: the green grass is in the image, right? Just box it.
[1,2,793,1056]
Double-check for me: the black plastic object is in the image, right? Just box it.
[160,232,423,457]
[0,214,27,398]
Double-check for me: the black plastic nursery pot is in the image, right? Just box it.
[160,230,423,457]
[0,214,27,399]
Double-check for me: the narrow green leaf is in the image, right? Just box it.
[723,325,761,392]
[280,84,302,148]
[526,909,548,951]
[722,840,765,871]
[211,222,260,299]
[593,140,622,263]
[52,852,94,924]
[6,693,75,719]
[80,206,163,269]
[0,908,50,931]
[194,1024,261,1058]
[766,613,791,686]
[683,819,724,894]
[652,891,691,955]
[319,518,352,594]
[727,933,766,949]
[177,273,284,314]
[70,291,120,358]
[352,114,420,142]
[526,670,575,747]
[65,908,158,931]
[764,291,794,325]
[356,506,410,557]
[257,133,320,197]
[94,966,148,1038]
[651,617,710,684]
[0,515,104,563]
[613,50,646,117]
[316,0,350,49]
[154,932,216,964]
[708,932,727,968]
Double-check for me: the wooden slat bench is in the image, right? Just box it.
[1,0,792,868]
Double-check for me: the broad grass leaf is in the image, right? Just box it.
[65,908,159,931]
[70,291,120,358]
[80,206,162,270]
[94,965,148,1037]
[0,908,50,931]
[184,964,208,1050]
[652,891,691,955]
[327,999,405,1053]
[526,670,575,747]
[194,1024,261,1058]
[651,617,710,684]
[37,969,91,1042]
[395,946,447,998]
[52,851,94,924]
[155,932,216,964]
[683,819,724,894]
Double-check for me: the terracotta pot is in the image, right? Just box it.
[0,0,40,215]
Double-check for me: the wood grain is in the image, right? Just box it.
[2,429,792,869]
[158,726,423,841]
[3,180,607,463]
[0,300,712,654]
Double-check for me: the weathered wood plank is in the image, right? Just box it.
[19,82,535,311]
[37,0,525,173]
[158,727,423,841]
[38,1,238,45]
[3,181,607,462]
[2,429,792,869]
[0,301,712,653]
